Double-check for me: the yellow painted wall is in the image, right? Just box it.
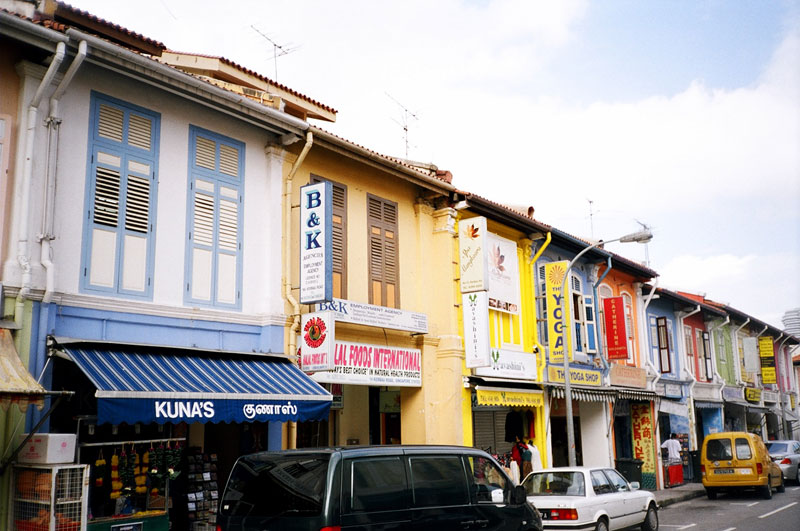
[287,145,464,445]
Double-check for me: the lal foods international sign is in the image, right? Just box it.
[310,340,422,387]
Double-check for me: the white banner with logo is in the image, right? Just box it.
[474,349,538,381]
[487,232,521,314]
[463,291,491,368]
[311,340,422,387]
[459,216,488,293]
[300,311,335,371]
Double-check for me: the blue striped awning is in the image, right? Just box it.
[62,346,331,425]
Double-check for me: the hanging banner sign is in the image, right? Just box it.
[487,232,521,314]
[310,341,422,387]
[631,403,656,481]
[758,336,776,384]
[299,181,333,304]
[317,298,428,334]
[300,312,335,371]
[544,261,573,363]
[603,297,628,360]
[459,216,488,293]
[463,291,491,367]
[474,348,538,381]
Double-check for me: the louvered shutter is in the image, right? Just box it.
[84,96,157,296]
[657,317,671,373]
[585,295,597,353]
[367,194,399,308]
[186,127,243,308]
[312,176,347,298]
[473,411,496,453]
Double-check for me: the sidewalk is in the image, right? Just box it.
[652,481,706,507]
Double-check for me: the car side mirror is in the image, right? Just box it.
[511,485,526,505]
[629,481,640,491]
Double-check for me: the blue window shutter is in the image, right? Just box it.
[81,93,159,299]
[185,126,244,309]
[585,295,596,352]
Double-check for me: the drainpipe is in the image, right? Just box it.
[15,42,66,326]
[639,281,663,389]
[283,132,313,449]
[592,257,613,372]
[39,41,87,304]
[733,318,750,385]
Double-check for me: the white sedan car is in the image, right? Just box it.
[521,467,658,531]
[767,440,800,483]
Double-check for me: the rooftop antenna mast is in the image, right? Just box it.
[587,199,595,239]
[251,25,299,81]
[635,219,652,268]
[386,92,418,159]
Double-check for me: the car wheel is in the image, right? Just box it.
[777,473,785,493]
[706,487,717,500]
[761,476,773,500]
[641,503,658,531]
[594,517,609,531]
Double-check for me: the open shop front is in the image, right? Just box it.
[47,342,332,531]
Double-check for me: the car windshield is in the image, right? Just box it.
[523,471,585,497]
[767,442,788,453]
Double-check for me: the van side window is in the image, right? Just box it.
[409,456,469,507]
[344,457,408,513]
[735,438,752,460]
[706,439,732,460]
[467,456,508,503]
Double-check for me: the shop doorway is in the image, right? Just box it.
[369,387,402,444]
[551,417,582,467]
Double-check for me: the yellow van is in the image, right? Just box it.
[701,431,785,499]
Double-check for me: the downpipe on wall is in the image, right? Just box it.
[15,42,65,326]
[39,40,87,304]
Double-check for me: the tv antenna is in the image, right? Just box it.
[587,199,595,239]
[635,219,652,268]
[251,25,300,81]
[386,92,419,158]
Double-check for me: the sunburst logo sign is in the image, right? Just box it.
[300,311,335,372]
[544,261,573,363]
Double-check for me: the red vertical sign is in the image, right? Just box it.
[603,297,628,360]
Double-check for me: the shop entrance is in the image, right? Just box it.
[551,417,582,467]
[369,387,401,444]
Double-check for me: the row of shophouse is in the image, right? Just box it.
[1,2,799,528]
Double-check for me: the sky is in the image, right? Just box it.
[68,0,800,328]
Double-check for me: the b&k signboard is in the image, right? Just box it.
[300,181,332,304]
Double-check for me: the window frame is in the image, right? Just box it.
[657,316,672,374]
[80,92,160,299]
[184,125,245,310]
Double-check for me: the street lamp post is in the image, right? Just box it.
[560,229,653,467]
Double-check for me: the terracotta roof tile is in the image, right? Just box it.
[164,50,337,115]
[54,2,166,50]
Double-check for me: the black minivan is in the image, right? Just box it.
[218,445,542,531]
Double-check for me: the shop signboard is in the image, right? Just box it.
[758,336,776,384]
[463,291,491,368]
[475,388,544,408]
[664,383,683,398]
[609,363,646,389]
[300,311,335,371]
[474,348,538,381]
[762,390,779,403]
[603,297,628,360]
[459,216,488,293]
[792,394,797,410]
[631,403,656,486]
[547,364,602,386]
[317,298,428,333]
[745,388,762,403]
[299,181,332,304]
[544,261,573,363]
[310,340,422,387]
[722,387,744,402]
[487,232,521,315]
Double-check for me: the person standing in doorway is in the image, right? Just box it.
[661,433,682,463]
